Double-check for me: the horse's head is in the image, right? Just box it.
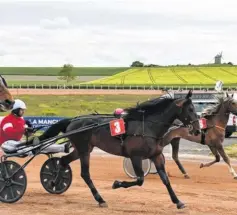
[174,90,200,136]
[0,75,14,112]
[225,93,237,115]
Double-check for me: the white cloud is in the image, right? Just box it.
[0,50,7,56]
[40,17,71,29]
[0,0,237,66]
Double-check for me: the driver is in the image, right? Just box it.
[0,99,69,155]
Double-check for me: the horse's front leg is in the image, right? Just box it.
[80,153,107,207]
[171,138,190,179]
[151,153,185,209]
[216,145,237,179]
[200,145,220,168]
[112,156,144,189]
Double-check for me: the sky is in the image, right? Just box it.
[0,0,237,66]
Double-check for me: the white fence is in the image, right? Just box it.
[8,83,237,91]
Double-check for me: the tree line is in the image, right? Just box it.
[130,61,234,67]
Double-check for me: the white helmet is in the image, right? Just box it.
[12,99,27,110]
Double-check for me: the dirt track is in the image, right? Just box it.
[9,89,163,95]
[2,155,237,215]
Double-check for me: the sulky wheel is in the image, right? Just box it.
[0,160,27,203]
[123,158,151,179]
[40,157,72,194]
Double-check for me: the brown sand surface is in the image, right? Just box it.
[1,155,237,215]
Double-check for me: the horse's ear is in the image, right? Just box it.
[185,90,192,99]
[175,99,186,107]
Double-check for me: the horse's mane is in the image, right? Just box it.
[124,96,175,119]
[201,95,231,118]
[0,75,8,88]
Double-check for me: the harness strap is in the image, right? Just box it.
[200,131,206,145]
[126,134,162,141]
[215,125,226,131]
[201,124,225,145]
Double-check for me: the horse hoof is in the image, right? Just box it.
[99,202,108,208]
[112,180,121,189]
[177,201,185,209]
[184,174,190,179]
[200,163,204,168]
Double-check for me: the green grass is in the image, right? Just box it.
[209,144,237,158]
[85,66,237,86]
[0,95,157,117]
[223,144,237,158]
[8,80,84,86]
[0,67,128,76]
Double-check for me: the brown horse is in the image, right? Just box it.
[37,90,200,209]
[0,75,14,111]
[162,93,237,179]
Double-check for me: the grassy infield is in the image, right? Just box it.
[0,95,155,117]
[1,66,237,156]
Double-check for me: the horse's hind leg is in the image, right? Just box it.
[151,153,185,209]
[200,145,220,168]
[80,153,107,207]
[60,149,79,167]
[112,156,144,189]
[216,145,237,179]
[171,138,190,179]
[51,149,79,186]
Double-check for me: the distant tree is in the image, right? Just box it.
[228,62,233,65]
[58,64,77,83]
[130,61,144,67]
[145,64,160,67]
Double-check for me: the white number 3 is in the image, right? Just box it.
[114,121,121,133]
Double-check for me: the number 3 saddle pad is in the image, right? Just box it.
[109,118,126,136]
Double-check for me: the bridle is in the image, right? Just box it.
[176,101,200,132]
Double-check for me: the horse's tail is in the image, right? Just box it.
[38,117,73,141]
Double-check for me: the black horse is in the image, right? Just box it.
[33,90,200,209]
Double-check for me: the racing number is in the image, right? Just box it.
[110,119,125,136]
[114,121,121,133]
[199,118,207,129]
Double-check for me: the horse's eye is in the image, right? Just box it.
[189,108,193,112]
